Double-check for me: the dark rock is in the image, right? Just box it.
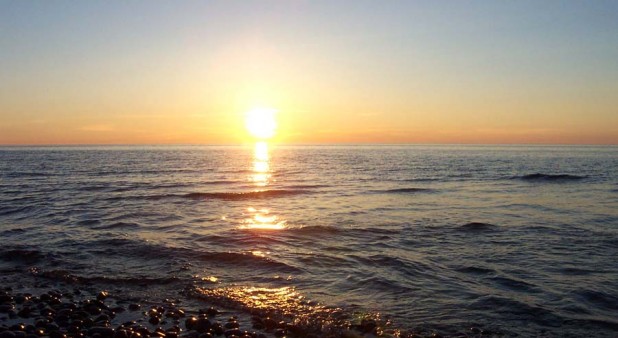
[223,321,238,330]
[211,323,223,336]
[45,323,59,332]
[185,317,198,331]
[262,318,276,331]
[151,332,165,338]
[0,305,14,313]
[0,332,15,338]
[49,331,66,338]
[114,330,129,338]
[89,327,115,338]
[17,308,31,319]
[85,305,102,316]
[97,292,109,301]
[128,304,141,311]
[195,318,211,333]
[83,318,95,328]
[111,306,125,313]
[204,308,218,318]
[360,318,377,334]
[9,325,25,332]
[223,329,242,338]
[95,315,111,323]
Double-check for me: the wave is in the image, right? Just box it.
[513,173,586,181]
[455,266,496,274]
[184,189,309,200]
[31,268,180,285]
[373,187,434,194]
[286,184,330,189]
[195,251,302,273]
[101,189,309,202]
[469,295,563,325]
[0,205,35,216]
[288,225,342,235]
[457,222,498,231]
[574,289,618,311]
[401,178,440,182]
[93,221,141,230]
[83,237,302,273]
[0,248,45,263]
[489,276,537,292]
[3,171,54,178]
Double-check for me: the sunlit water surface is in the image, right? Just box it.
[1,145,617,336]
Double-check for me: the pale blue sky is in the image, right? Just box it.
[1,1,617,144]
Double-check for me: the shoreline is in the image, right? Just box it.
[0,271,499,338]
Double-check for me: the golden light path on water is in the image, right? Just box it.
[241,141,287,230]
[197,118,394,336]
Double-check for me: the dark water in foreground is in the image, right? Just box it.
[1,145,617,337]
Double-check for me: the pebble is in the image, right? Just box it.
[0,288,394,338]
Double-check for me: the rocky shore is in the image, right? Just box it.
[0,268,503,338]
[0,286,392,338]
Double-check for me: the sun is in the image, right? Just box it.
[245,108,277,139]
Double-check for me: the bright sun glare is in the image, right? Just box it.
[245,108,277,139]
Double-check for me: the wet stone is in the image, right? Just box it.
[195,318,211,333]
[9,325,25,332]
[111,306,125,313]
[223,329,242,338]
[89,327,115,337]
[0,305,14,314]
[184,317,198,331]
[97,292,109,301]
[223,321,238,330]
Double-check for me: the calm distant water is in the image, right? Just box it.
[1,145,617,337]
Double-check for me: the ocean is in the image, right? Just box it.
[1,144,617,337]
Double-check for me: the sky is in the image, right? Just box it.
[1,0,617,145]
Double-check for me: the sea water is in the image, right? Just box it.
[1,145,617,336]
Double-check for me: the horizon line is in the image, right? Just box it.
[1,142,617,147]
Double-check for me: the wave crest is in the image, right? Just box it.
[184,189,308,200]
[514,173,586,181]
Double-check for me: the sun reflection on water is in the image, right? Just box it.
[251,141,271,186]
[241,142,287,230]
[241,207,286,230]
